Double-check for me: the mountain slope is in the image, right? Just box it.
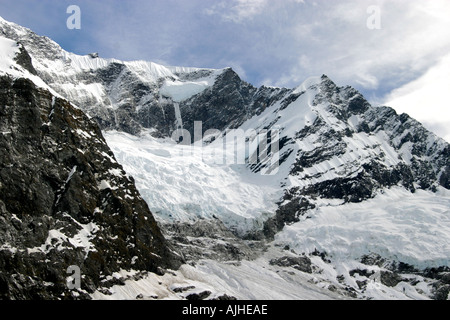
[0,36,181,299]
[253,75,449,237]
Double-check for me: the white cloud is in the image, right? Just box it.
[204,0,268,23]
[384,53,450,142]
[261,0,450,92]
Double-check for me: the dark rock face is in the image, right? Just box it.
[0,76,182,299]
[163,219,264,262]
[346,254,450,299]
[269,256,312,274]
[379,271,403,288]
[261,76,449,239]
[180,69,289,141]
[424,267,450,300]
[263,196,315,239]
[13,44,37,75]
[48,64,288,140]
[185,291,212,300]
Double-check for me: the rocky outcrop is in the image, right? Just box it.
[261,76,449,239]
[0,75,182,299]
[13,43,37,75]
[162,219,265,263]
[269,256,312,274]
[179,68,289,140]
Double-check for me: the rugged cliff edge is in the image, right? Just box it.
[0,70,181,299]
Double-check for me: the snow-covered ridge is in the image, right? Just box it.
[0,36,63,99]
[53,49,218,83]
[0,15,214,78]
[0,15,226,116]
[42,51,224,110]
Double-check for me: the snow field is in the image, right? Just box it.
[91,256,344,300]
[275,187,450,270]
[104,130,284,235]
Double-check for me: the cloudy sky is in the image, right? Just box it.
[1,0,449,141]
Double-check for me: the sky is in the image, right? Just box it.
[0,0,449,141]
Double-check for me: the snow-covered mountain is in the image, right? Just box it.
[1,16,449,300]
[0,35,182,299]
